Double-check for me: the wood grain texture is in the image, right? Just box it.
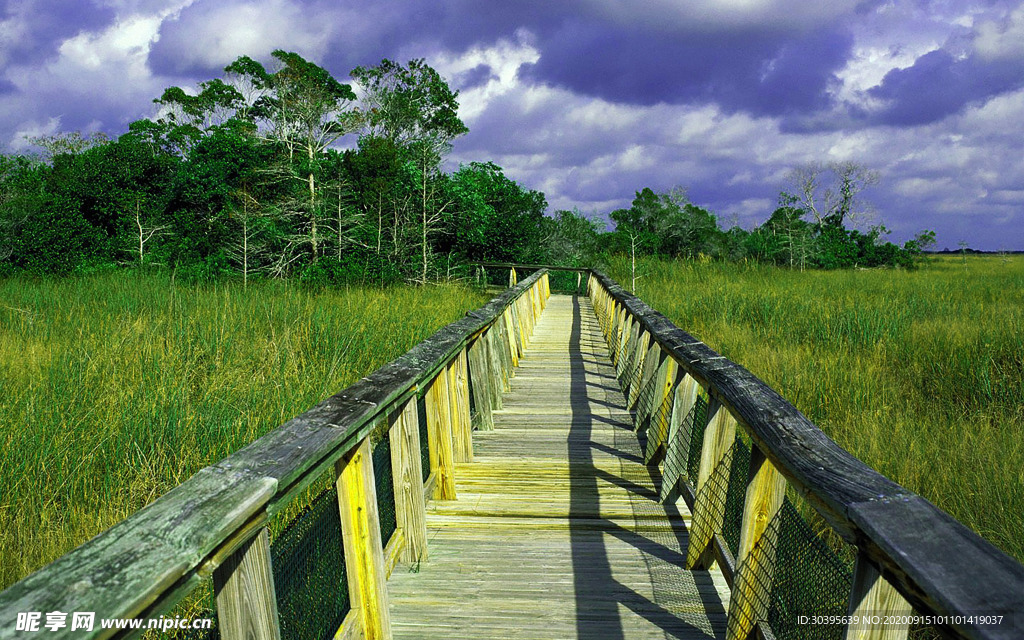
[388,295,730,640]
[687,400,737,571]
[337,439,393,640]
[467,336,495,431]
[424,369,457,501]
[448,351,474,463]
[213,527,282,640]
[845,553,912,640]
[727,446,786,640]
[389,399,427,564]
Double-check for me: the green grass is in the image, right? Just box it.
[609,254,1024,563]
[0,271,488,590]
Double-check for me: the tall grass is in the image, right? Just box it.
[609,255,1024,563]
[0,272,488,590]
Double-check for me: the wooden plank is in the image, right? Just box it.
[627,330,652,409]
[844,554,912,640]
[213,527,281,640]
[334,609,361,640]
[467,337,495,431]
[686,398,737,570]
[388,399,427,564]
[633,343,663,419]
[424,369,457,501]
[644,357,679,464]
[336,438,393,640]
[660,373,699,503]
[726,445,787,640]
[448,350,474,463]
[502,307,520,367]
[485,326,508,402]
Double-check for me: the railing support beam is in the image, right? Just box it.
[336,439,393,640]
[213,527,281,640]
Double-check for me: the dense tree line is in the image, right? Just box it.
[0,53,550,284]
[0,52,930,283]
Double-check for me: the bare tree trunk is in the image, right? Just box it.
[136,199,144,265]
[308,170,317,260]
[421,159,428,283]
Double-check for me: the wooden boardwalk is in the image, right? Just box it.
[389,294,730,640]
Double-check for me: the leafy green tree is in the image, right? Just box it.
[443,162,546,263]
[352,58,468,281]
[224,51,361,267]
[541,209,604,266]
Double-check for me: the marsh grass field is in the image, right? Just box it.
[610,254,1024,563]
[0,272,488,590]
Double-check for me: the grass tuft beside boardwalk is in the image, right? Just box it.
[610,255,1024,564]
[0,271,488,590]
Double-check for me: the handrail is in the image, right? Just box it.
[586,269,1023,640]
[0,270,551,640]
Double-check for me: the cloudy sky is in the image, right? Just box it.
[2,0,1023,250]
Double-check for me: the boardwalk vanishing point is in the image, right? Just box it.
[388,294,730,639]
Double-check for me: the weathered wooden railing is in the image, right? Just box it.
[586,269,1023,640]
[0,270,551,640]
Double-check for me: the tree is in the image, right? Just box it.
[443,162,546,263]
[352,59,468,282]
[224,51,361,266]
[542,209,604,266]
[787,161,879,231]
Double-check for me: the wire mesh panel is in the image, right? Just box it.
[722,439,752,556]
[685,394,709,484]
[417,395,430,483]
[688,442,734,563]
[271,486,350,640]
[763,498,854,640]
[372,431,397,547]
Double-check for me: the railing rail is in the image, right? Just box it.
[0,270,551,640]
[586,269,1024,640]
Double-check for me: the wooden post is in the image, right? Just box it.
[424,369,457,500]
[644,357,679,464]
[727,445,787,640]
[448,350,474,463]
[632,342,661,416]
[660,373,699,503]
[485,326,508,401]
[467,337,495,431]
[627,330,651,407]
[618,318,640,383]
[611,312,626,367]
[686,398,737,570]
[509,267,517,287]
[388,399,428,563]
[844,554,912,640]
[213,528,281,640]
[336,439,393,640]
[505,306,522,363]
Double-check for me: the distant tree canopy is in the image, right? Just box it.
[0,53,930,282]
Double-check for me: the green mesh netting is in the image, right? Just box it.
[723,497,854,640]
[686,394,709,484]
[722,439,752,556]
[271,486,350,640]
[372,431,397,547]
